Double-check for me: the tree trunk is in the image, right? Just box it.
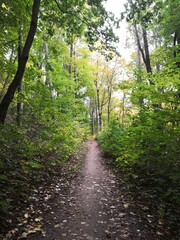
[96,88,102,130]
[134,24,154,86]
[107,77,112,122]
[0,0,41,124]
[136,49,144,107]
[107,94,111,122]
[95,98,98,133]
[17,25,23,126]
[134,25,152,74]
[134,24,146,68]
[142,28,152,74]
[69,42,73,75]
[89,98,95,135]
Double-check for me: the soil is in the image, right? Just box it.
[2,139,165,240]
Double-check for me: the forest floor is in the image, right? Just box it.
[2,139,173,240]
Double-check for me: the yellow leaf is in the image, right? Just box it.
[35,216,43,222]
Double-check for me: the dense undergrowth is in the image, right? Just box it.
[97,112,180,238]
[0,118,88,233]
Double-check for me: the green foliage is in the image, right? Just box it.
[124,0,163,27]
[99,56,180,185]
[98,120,127,158]
[0,0,179,236]
[98,107,180,228]
[98,60,180,232]
[0,27,94,229]
[159,0,180,43]
[0,114,88,225]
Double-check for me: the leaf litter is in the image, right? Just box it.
[1,139,173,239]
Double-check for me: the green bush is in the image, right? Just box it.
[97,120,127,158]
[0,117,88,228]
[98,109,180,214]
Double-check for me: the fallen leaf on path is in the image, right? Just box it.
[24,213,29,219]
[54,224,61,228]
[20,232,27,238]
[123,203,129,209]
[110,206,115,209]
[35,216,43,222]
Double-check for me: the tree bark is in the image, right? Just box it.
[134,24,154,86]
[107,75,113,122]
[134,24,146,68]
[142,28,152,74]
[0,0,41,124]
[69,41,74,75]
[17,25,23,126]
[96,88,102,130]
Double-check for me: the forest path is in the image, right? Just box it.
[19,139,155,240]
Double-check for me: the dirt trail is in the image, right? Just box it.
[18,139,156,240]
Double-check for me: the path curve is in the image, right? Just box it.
[23,139,155,240]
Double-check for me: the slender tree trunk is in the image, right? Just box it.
[94,99,98,133]
[134,24,155,89]
[91,109,95,135]
[134,26,162,109]
[89,100,95,135]
[137,47,141,67]
[134,25,152,74]
[142,28,152,74]
[134,24,146,68]
[96,88,102,130]
[17,25,23,126]
[107,94,111,122]
[69,42,73,75]
[95,60,102,131]
[107,79,112,122]
[0,0,41,124]
[136,49,144,107]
